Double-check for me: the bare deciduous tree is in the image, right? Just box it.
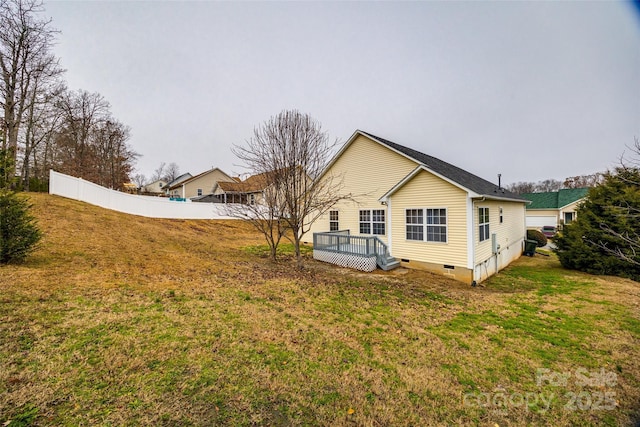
[231,110,353,268]
[50,89,137,189]
[0,0,62,172]
[164,162,180,182]
[54,89,110,177]
[507,175,603,195]
[505,181,537,195]
[563,173,604,189]
[131,172,146,189]
[20,80,64,189]
[150,162,166,182]
[151,161,180,183]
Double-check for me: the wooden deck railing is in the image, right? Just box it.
[313,230,395,269]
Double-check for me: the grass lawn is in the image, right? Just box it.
[1,194,639,426]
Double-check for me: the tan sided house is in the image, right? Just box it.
[141,179,167,195]
[306,130,527,284]
[166,168,235,200]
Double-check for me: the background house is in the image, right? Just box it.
[521,188,589,229]
[166,169,235,200]
[306,130,527,284]
[165,173,193,198]
[141,179,167,195]
[211,172,267,204]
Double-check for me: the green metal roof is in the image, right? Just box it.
[521,188,589,209]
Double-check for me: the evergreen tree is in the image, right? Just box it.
[555,167,640,280]
[0,149,42,263]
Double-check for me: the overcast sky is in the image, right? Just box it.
[43,1,640,185]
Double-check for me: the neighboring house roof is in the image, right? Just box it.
[216,172,268,194]
[166,173,193,189]
[340,130,525,202]
[521,188,589,210]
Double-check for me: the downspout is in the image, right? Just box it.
[471,196,486,285]
[386,198,392,255]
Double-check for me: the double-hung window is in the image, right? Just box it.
[426,208,447,242]
[329,210,339,231]
[359,209,385,235]
[479,207,490,242]
[406,208,447,243]
[372,210,385,235]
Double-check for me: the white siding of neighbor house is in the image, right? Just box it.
[305,134,418,244]
[526,199,586,228]
[526,213,558,229]
[143,180,166,194]
[389,169,469,267]
[559,199,584,223]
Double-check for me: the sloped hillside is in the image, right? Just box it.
[15,193,266,290]
[0,194,638,426]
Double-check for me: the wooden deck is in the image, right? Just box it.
[312,231,399,271]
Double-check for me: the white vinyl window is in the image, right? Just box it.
[359,209,385,235]
[479,207,490,242]
[406,208,447,243]
[564,212,574,224]
[197,188,203,196]
[329,210,339,231]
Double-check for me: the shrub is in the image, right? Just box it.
[527,229,547,247]
[554,167,640,281]
[0,190,42,263]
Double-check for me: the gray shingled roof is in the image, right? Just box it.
[360,131,525,201]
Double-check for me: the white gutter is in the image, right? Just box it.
[466,195,475,271]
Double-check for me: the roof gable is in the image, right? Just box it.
[558,187,589,207]
[357,131,525,202]
[178,168,234,187]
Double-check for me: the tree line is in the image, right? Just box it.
[506,173,605,195]
[1,0,138,191]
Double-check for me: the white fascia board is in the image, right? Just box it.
[557,198,586,210]
[472,195,528,204]
[378,165,475,202]
[378,166,423,202]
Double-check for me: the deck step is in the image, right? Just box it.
[379,257,400,271]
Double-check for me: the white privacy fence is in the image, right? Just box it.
[49,170,234,219]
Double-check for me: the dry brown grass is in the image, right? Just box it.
[0,193,638,426]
